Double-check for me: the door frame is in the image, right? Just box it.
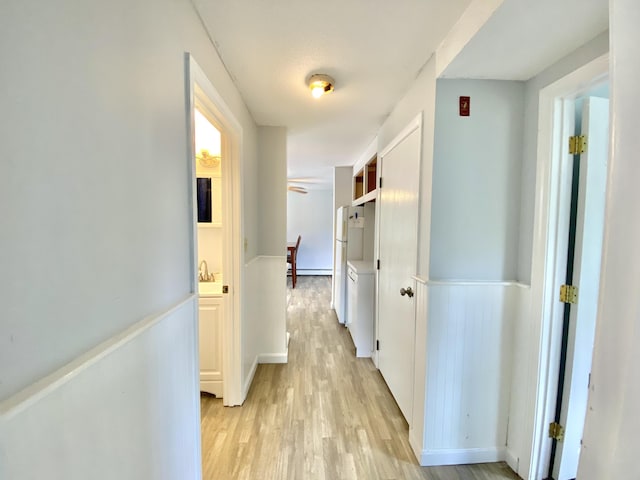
[528,54,608,479]
[185,54,244,407]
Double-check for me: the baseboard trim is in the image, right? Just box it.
[257,352,288,364]
[243,357,258,399]
[257,332,290,364]
[418,447,506,466]
[409,428,423,463]
[505,448,519,473]
[294,269,332,276]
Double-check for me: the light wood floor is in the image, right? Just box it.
[201,276,521,480]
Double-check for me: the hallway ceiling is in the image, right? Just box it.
[440,0,609,80]
[192,0,609,186]
[191,0,472,184]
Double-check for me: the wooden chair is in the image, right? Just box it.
[287,235,301,288]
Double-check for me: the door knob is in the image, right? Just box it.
[400,286,414,298]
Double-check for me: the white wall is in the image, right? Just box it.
[0,0,259,402]
[517,31,609,283]
[242,126,288,391]
[0,0,261,476]
[430,79,524,281]
[375,57,520,468]
[197,227,222,276]
[257,126,287,256]
[377,57,437,277]
[579,3,640,477]
[243,256,288,392]
[287,189,334,273]
[0,299,200,480]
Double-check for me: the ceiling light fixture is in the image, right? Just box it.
[308,74,335,98]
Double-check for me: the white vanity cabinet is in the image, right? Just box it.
[346,261,375,358]
[199,295,223,397]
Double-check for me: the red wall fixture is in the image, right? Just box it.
[459,96,470,116]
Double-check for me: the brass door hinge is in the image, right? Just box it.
[560,284,578,304]
[549,422,565,441]
[569,135,587,154]
[222,285,229,294]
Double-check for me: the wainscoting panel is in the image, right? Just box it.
[418,282,520,466]
[410,276,429,458]
[242,256,288,398]
[0,297,201,480]
[505,284,532,477]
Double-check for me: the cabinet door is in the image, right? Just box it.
[199,297,223,397]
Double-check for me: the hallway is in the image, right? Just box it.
[200,276,520,479]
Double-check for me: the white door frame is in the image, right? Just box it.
[185,54,244,407]
[527,53,608,479]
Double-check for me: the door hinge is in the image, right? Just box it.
[569,135,587,154]
[549,422,565,441]
[377,259,380,270]
[376,339,380,351]
[560,284,578,304]
[222,285,229,294]
[379,177,383,189]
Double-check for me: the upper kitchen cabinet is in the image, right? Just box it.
[353,154,378,206]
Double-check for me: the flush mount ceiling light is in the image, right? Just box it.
[308,74,335,98]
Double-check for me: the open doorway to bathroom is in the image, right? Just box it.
[194,106,225,398]
[186,54,243,408]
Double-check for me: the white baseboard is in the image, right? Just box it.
[257,353,288,364]
[243,334,289,397]
[418,447,506,466]
[409,429,423,463]
[257,332,289,364]
[243,357,258,400]
[294,269,332,276]
[505,448,519,473]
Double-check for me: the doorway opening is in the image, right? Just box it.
[194,107,225,398]
[185,54,243,408]
[528,54,609,480]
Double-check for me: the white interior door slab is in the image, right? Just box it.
[377,120,421,422]
[555,96,609,480]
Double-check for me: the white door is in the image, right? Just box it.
[377,119,422,422]
[554,97,609,480]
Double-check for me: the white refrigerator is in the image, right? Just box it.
[334,205,364,324]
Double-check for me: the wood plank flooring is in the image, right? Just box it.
[201,275,521,480]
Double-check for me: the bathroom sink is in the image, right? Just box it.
[199,281,222,296]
